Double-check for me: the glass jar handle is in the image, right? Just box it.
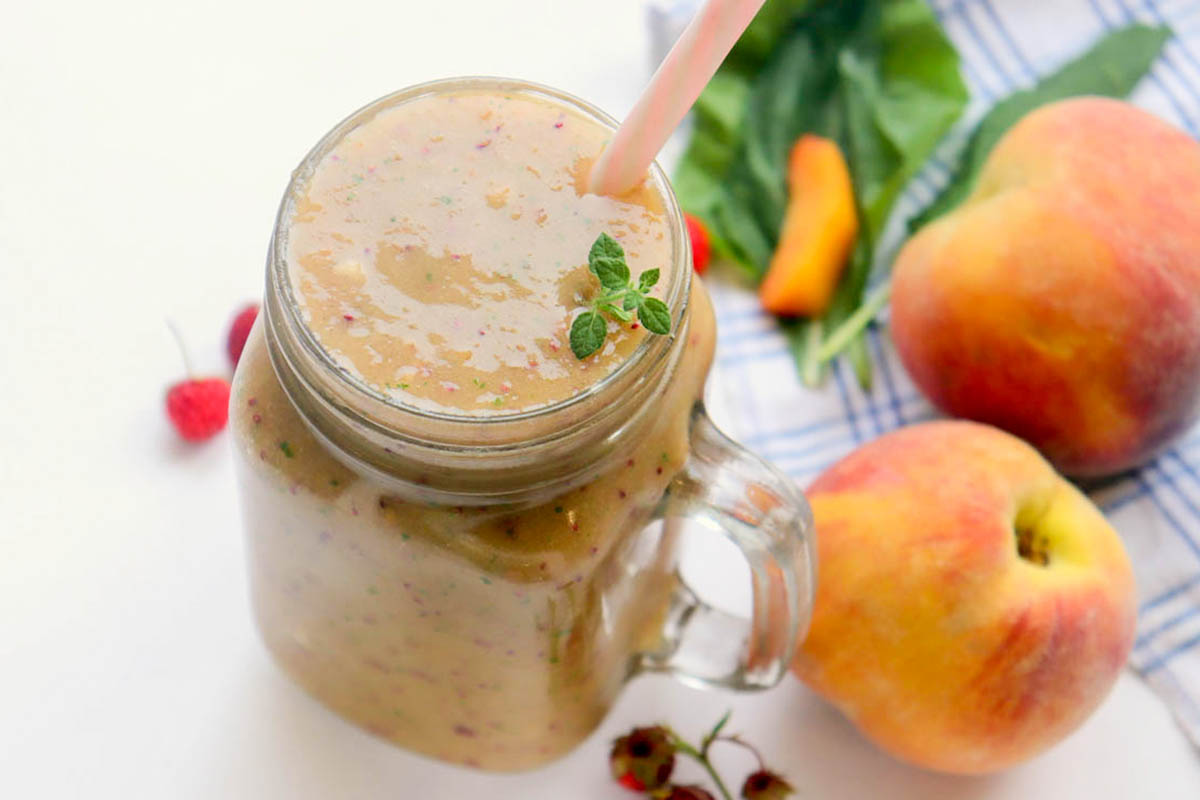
[638,403,816,690]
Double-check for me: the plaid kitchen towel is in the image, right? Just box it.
[650,0,1200,750]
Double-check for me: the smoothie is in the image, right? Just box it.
[285,88,673,415]
[233,81,719,769]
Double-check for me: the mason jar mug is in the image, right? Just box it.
[231,77,815,771]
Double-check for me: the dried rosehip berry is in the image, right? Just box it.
[610,726,675,792]
[741,769,795,800]
[666,785,718,800]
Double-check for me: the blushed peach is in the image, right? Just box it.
[793,421,1136,774]
[892,97,1200,476]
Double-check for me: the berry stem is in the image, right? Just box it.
[715,734,766,772]
[166,319,194,376]
[668,731,734,800]
[700,710,732,755]
[816,279,891,363]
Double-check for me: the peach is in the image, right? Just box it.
[792,421,1136,774]
[891,97,1200,476]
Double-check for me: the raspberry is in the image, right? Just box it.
[166,378,231,441]
[684,213,712,275]
[610,726,675,792]
[741,770,794,800]
[226,303,260,367]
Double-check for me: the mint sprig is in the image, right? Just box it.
[570,232,672,359]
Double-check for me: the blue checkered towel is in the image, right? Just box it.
[651,0,1200,750]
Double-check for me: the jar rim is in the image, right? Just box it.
[268,75,692,437]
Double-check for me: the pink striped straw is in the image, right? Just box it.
[588,0,768,196]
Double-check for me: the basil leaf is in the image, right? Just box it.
[638,269,660,292]
[622,292,641,312]
[638,297,672,335]
[588,232,630,289]
[569,311,607,359]
[910,23,1171,231]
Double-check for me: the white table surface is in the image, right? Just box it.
[3,1,1199,797]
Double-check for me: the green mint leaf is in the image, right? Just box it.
[572,232,673,359]
[600,303,633,322]
[638,269,660,292]
[569,311,607,359]
[588,232,630,290]
[638,297,671,335]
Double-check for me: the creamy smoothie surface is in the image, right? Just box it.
[286,88,675,414]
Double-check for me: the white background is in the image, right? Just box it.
[3,1,1199,797]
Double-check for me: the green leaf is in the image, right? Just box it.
[784,317,825,388]
[572,232,672,355]
[638,268,660,292]
[675,72,754,226]
[569,311,607,359]
[588,232,630,289]
[817,280,892,362]
[725,1,814,72]
[837,0,970,242]
[708,193,776,278]
[910,23,1171,230]
[848,333,872,391]
[600,302,633,322]
[701,709,733,753]
[638,297,672,335]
